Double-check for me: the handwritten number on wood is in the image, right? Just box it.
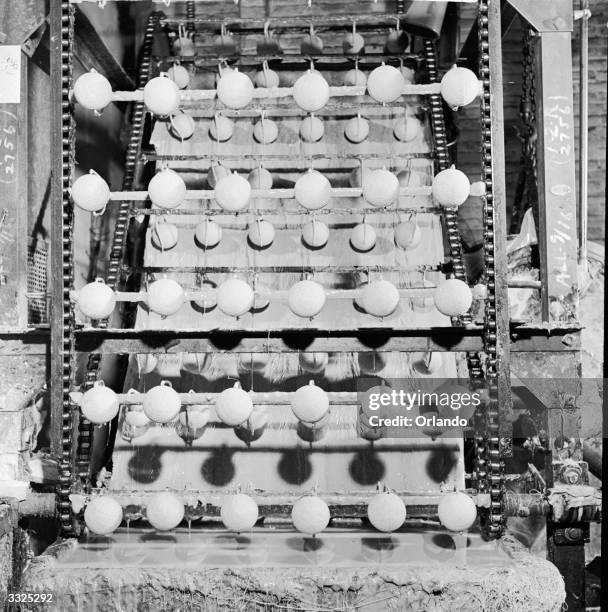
[0,112,18,184]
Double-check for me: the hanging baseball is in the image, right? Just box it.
[301,219,329,248]
[84,496,123,535]
[253,117,279,144]
[146,492,184,531]
[73,70,113,112]
[437,491,477,532]
[394,220,422,250]
[143,75,180,116]
[216,382,253,426]
[343,68,367,87]
[72,171,111,212]
[299,115,325,143]
[294,169,331,210]
[350,222,376,251]
[248,219,275,249]
[440,65,481,110]
[215,172,251,212]
[217,279,255,317]
[344,114,370,143]
[367,64,404,104]
[293,71,330,112]
[209,114,234,142]
[143,381,181,423]
[77,279,116,319]
[148,168,187,210]
[194,219,222,249]
[291,380,329,423]
[291,496,330,536]
[432,166,471,208]
[80,382,119,425]
[433,279,473,316]
[367,492,406,532]
[151,221,179,250]
[288,280,326,318]
[248,167,274,190]
[220,493,259,532]
[147,278,185,316]
[362,169,399,208]
[167,64,190,89]
[361,280,400,318]
[217,69,254,109]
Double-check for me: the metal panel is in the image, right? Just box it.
[507,0,573,33]
[535,31,579,324]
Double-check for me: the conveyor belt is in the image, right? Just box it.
[58,2,505,540]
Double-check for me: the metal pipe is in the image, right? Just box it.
[578,0,590,272]
[16,491,599,521]
[18,493,57,518]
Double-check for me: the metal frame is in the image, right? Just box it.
[482,1,583,608]
[39,5,592,604]
[0,325,580,356]
[461,0,580,328]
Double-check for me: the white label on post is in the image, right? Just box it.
[0,47,21,104]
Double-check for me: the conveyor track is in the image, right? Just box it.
[58,1,504,539]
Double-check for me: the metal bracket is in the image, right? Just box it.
[21,20,48,59]
[552,523,590,545]
[507,0,573,32]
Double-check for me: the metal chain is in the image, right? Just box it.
[57,0,77,535]
[423,40,467,284]
[82,12,158,403]
[423,37,498,536]
[61,14,160,534]
[523,24,538,218]
[61,7,504,538]
[186,1,196,34]
[477,0,504,539]
[510,23,538,233]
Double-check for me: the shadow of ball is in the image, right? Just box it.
[296,421,326,443]
[349,448,385,485]
[361,536,398,553]
[285,536,325,553]
[127,447,163,484]
[277,448,313,485]
[141,533,178,545]
[425,446,459,483]
[422,532,460,562]
[201,445,236,486]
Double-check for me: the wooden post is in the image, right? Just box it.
[0,7,38,330]
[49,0,66,459]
